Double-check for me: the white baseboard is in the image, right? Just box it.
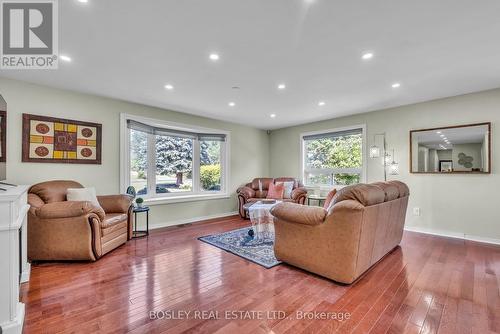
[404,226,500,246]
[149,211,239,230]
[0,302,25,334]
[20,263,31,283]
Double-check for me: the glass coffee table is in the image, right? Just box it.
[248,200,280,243]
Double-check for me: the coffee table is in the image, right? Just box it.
[248,201,280,242]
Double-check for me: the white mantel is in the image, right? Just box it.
[0,185,30,334]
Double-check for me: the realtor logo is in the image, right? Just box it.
[1,0,58,69]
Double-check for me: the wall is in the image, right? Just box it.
[270,88,500,242]
[0,78,270,227]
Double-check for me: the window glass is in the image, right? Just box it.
[200,140,222,191]
[303,130,363,186]
[155,135,193,194]
[130,129,148,195]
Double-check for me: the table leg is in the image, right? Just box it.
[146,211,149,236]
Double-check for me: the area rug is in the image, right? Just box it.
[198,227,282,269]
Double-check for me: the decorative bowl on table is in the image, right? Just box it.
[260,199,277,204]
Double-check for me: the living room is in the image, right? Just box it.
[0,1,499,333]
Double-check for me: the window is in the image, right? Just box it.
[301,126,365,187]
[123,115,229,202]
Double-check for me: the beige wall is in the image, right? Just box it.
[0,78,270,227]
[269,88,499,241]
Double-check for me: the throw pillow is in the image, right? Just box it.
[323,188,338,210]
[67,187,103,210]
[282,181,294,199]
[267,182,284,199]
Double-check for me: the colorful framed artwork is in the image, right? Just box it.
[22,114,102,164]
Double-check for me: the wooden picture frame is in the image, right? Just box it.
[409,122,491,174]
[22,114,102,164]
[0,110,6,163]
[439,160,453,172]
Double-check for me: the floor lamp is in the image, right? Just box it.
[370,133,399,181]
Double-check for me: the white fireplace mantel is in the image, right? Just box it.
[0,185,30,334]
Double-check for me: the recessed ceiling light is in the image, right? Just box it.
[318,101,326,106]
[60,55,72,62]
[164,84,174,90]
[392,83,401,88]
[362,52,374,60]
[437,131,442,134]
[270,114,276,118]
[209,53,220,61]
[277,84,286,90]
[228,102,235,107]
[440,135,445,137]
[77,0,88,2]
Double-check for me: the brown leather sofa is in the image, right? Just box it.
[237,177,307,218]
[271,181,409,284]
[27,180,133,261]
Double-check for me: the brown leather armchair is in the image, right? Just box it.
[236,177,307,218]
[27,180,133,261]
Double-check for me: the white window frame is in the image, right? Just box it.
[120,113,230,205]
[299,124,367,188]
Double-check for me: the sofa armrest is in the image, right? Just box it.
[291,187,307,201]
[36,201,105,221]
[237,186,255,200]
[271,202,327,226]
[97,194,133,213]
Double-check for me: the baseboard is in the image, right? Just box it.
[149,211,239,230]
[0,302,25,334]
[20,263,31,283]
[404,226,500,246]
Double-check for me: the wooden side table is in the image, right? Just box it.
[307,195,327,207]
[133,206,150,238]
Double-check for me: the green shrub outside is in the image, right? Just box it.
[200,164,221,190]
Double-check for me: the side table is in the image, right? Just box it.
[307,195,327,207]
[133,206,150,238]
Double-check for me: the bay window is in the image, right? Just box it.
[122,115,229,202]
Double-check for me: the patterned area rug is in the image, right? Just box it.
[198,227,282,269]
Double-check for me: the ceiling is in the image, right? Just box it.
[1,0,500,129]
[415,125,489,150]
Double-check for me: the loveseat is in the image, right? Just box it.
[271,181,409,284]
[236,177,307,218]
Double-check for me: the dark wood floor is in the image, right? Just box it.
[21,216,500,334]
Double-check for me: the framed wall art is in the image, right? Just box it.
[22,114,102,164]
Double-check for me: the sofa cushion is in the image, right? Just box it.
[372,182,399,201]
[388,180,410,197]
[323,188,337,210]
[332,184,385,207]
[29,180,83,203]
[101,213,128,229]
[267,182,284,199]
[251,178,274,190]
[274,177,298,188]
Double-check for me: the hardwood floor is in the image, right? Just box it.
[21,216,500,334]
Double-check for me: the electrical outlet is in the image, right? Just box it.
[413,207,421,216]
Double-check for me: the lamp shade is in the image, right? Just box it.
[369,145,381,158]
[389,161,399,175]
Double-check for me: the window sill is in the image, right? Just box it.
[144,193,231,206]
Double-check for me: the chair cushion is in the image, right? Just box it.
[29,180,83,203]
[101,213,128,229]
[67,187,103,211]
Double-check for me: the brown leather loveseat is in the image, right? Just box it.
[237,177,307,218]
[27,180,133,261]
[271,181,409,284]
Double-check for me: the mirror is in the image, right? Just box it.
[410,123,491,174]
[0,94,6,181]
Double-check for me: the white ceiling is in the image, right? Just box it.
[1,0,500,129]
[415,124,489,149]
